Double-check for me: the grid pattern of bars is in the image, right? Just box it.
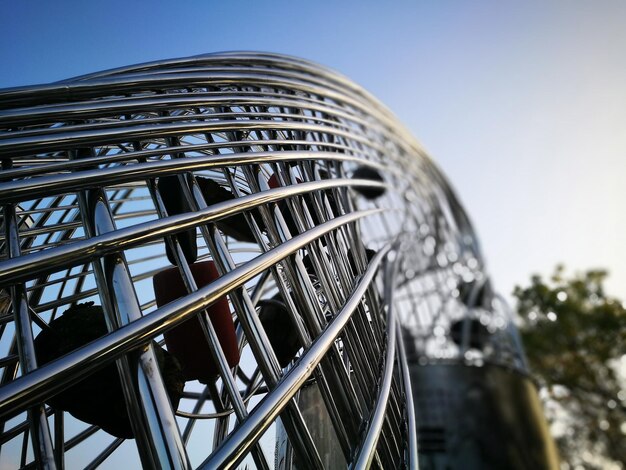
[0,52,523,469]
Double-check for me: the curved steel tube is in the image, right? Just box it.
[352,253,400,470]
[0,52,525,469]
[200,245,390,469]
[395,318,419,469]
[0,209,380,422]
[0,180,385,287]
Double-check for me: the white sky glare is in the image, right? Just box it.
[1,0,625,298]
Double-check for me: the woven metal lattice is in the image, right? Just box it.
[0,53,524,469]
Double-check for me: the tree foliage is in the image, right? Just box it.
[514,266,626,469]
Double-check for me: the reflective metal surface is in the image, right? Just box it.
[0,52,528,468]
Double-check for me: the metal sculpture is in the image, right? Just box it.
[0,52,555,469]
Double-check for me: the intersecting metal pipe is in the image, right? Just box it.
[1,163,56,469]
[71,148,189,469]
[199,245,390,469]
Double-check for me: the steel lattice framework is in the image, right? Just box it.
[0,53,526,469]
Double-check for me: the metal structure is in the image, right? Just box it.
[0,52,554,469]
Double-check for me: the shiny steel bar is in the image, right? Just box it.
[150,169,271,470]
[71,148,190,469]
[194,198,323,468]
[0,209,380,420]
[199,245,390,469]
[0,141,357,182]
[396,323,419,470]
[0,179,384,287]
[258,180,365,458]
[0,120,388,158]
[0,71,391,124]
[2,170,56,470]
[352,252,400,470]
[212,226,323,468]
[0,153,379,204]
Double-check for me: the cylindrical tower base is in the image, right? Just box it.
[410,363,559,470]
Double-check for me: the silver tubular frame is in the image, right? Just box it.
[70,148,189,469]
[0,52,524,469]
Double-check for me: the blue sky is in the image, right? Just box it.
[2,0,625,299]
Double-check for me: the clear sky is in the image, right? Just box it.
[1,0,625,301]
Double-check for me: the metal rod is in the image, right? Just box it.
[188,167,322,469]
[0,152,381,205]
[71,148,190,469]
[2,160,57,470]
[395,316,420,470]
[0,180,384,288]
[199,245,390,469]
[0,210,380,420]
[145,153,270,470]
[352,252,400,469]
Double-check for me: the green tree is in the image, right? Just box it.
[514,266,626,469]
